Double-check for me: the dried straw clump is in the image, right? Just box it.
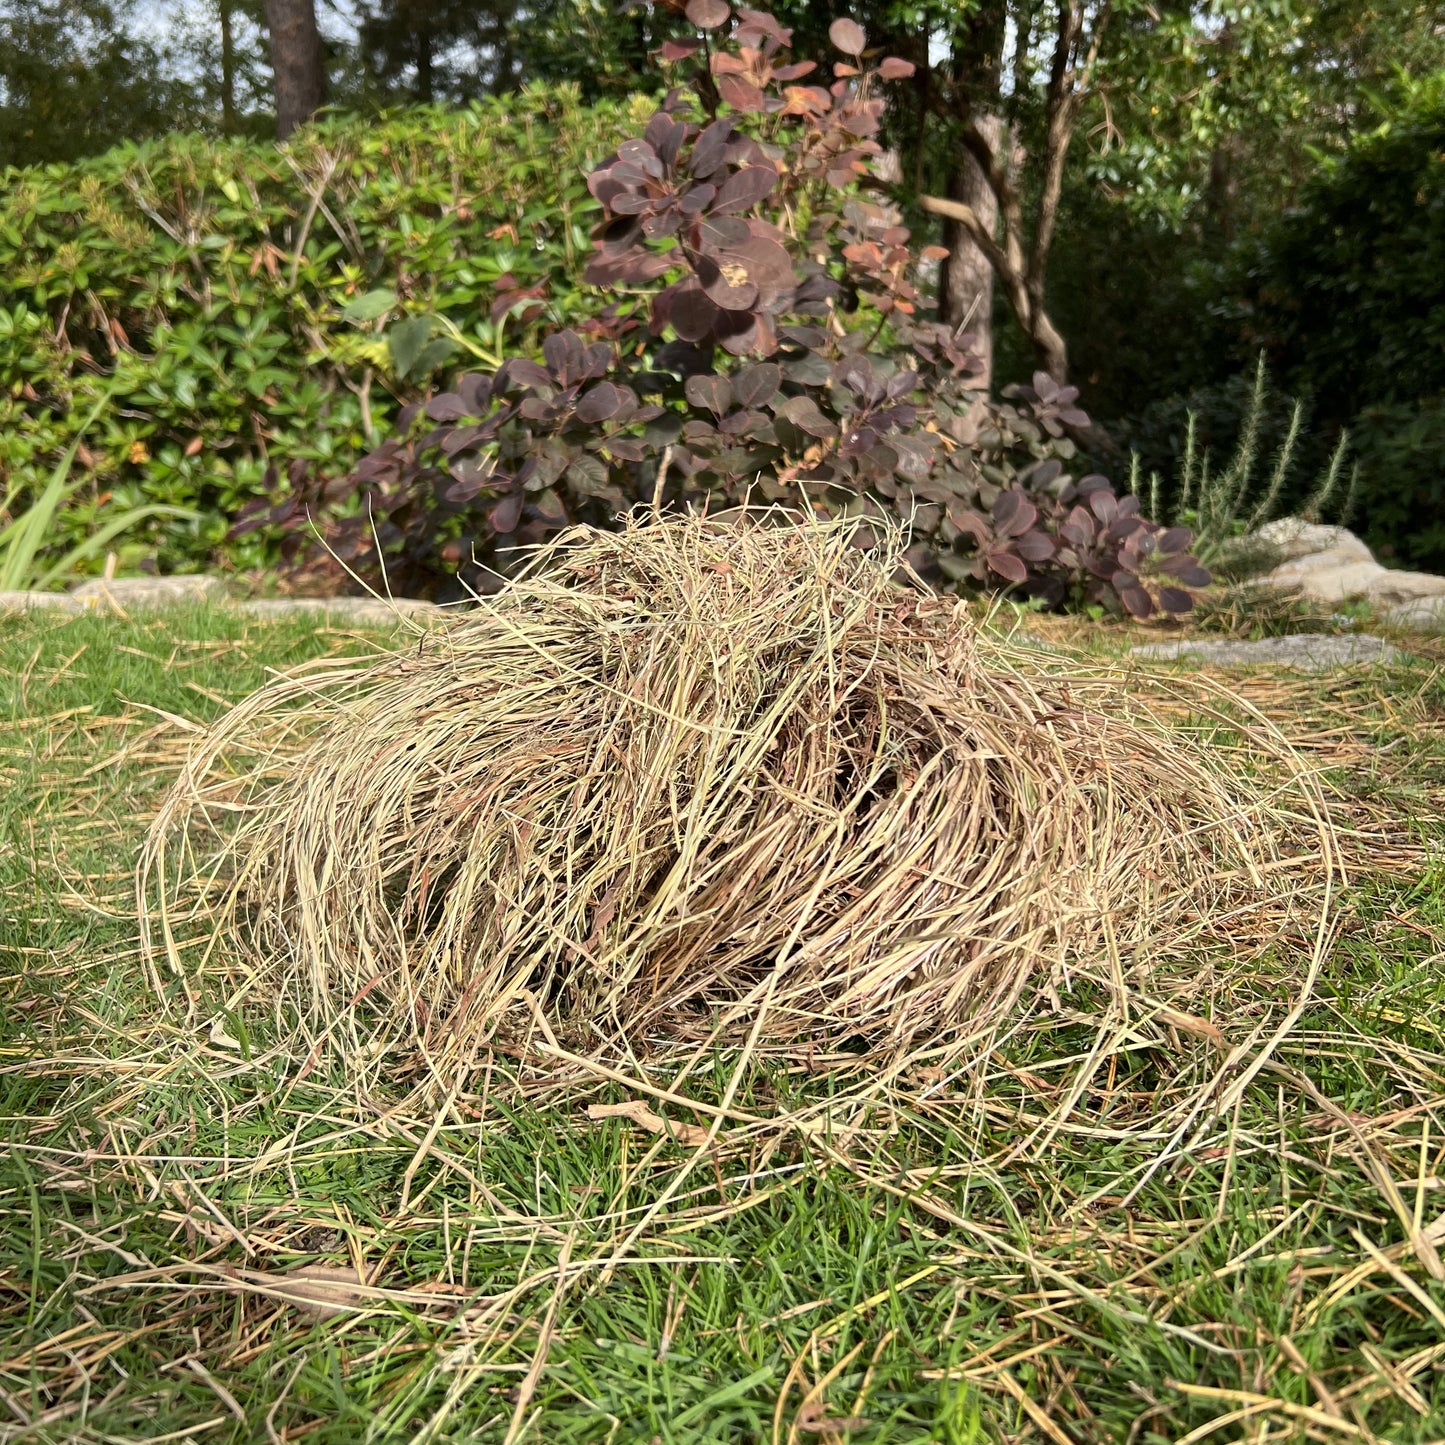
[140,513,1309,1068]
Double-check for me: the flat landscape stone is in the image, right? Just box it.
[236,596,448,624]
[0,590,82,612]
[1132,633,1406,671]
[70,574,229,606]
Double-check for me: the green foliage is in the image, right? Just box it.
[1087,0,1445,230]
[0,85,643,579]
[1228,74,1445,425]
[1199,74,1445,568]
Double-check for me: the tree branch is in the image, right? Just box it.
[919,194,1031,328]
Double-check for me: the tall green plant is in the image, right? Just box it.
[1139,357,1357,570]
[0,394,194,591]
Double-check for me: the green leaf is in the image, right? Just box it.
[342,288,398,323]
[387,316,436,378]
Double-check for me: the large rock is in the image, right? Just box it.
[1252,518,1374,565]
[1383,596,1445,632]
[1132,634,1406,672]
[1251,518,1445,608]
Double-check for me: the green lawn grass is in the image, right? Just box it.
[2,605,1444,1443]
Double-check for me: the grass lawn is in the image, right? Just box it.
[2,602,1445,1443]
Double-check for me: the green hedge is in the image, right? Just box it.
[0,84,641,576]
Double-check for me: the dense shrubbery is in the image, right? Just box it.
[1223,78,1445,568]
[1117,76,1445,570]
[0,86,640,575]
[262,6,1206,615]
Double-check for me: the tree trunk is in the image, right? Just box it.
[263,0,324,139]
[416,20,433,102]
[939,112,1001,393]
[1206,135,1242,242]
[938,3,1006,392]
[219,0,237,133]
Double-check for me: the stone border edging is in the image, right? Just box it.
[0,575,448,625]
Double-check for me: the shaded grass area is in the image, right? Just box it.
[2,605,1445,1443]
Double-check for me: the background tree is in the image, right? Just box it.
[354,0,524,102]
[263,0,325,136]
[0,0,200,166]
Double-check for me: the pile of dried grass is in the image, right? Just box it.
[140,513,1333,1073]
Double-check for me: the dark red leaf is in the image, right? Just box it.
[690,118,735,176]
[697,214,750,252]
[685,0,730,28]
[1157,586,1195,614]
[574,382,623,423]
[986,550,1029,585]
[490,490,525,533]
[993,489,1038,538]
[502,359,550,389]
[829,17,866,55]
[457,373,492,414]
[1169,563,1212,588]
[1119,584,1155,619]
[732,362,780,408]
[425,394,468,422]
[727,234,794,296]
[1015,530,1055,562]
[711,165,779,215]
[680,183,716,213]
[685,373,733,417]
[780,395,836,438]
[717,74,768,112]
[659,37,703,60]
[877,57,916,79]
[543,331,584,385]
[617,139,662,174]
[669,285,720,341]
[948,507,991,544]
[699,257,759,311]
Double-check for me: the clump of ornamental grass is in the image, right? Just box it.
[139,512,1335,1082]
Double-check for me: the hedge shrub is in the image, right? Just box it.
[0,85,642,576]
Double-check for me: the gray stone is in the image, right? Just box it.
[1383,596,1445,632]
[1132,633,1406,672]
[70,574,229,606]
[1261,555,1445,607]
[1252,518,1374,565]
[1246,516,1445,610]
[236,596,448,625]
[0,590,82,613]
